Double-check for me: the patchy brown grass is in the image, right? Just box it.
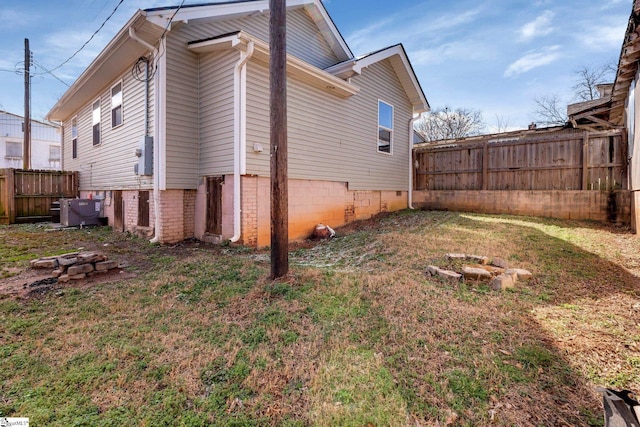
[1,212,640,426]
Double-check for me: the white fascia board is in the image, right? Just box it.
[304,0,353,61]
[188,31,358,98]
[47,11,149,121]
[146,0,309,29]
[354,45,429,114]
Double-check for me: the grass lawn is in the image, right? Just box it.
[1,210,639,426]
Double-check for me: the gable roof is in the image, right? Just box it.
[326,44,430,114]
[47,0,352,121]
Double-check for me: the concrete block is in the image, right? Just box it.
[512,268,533,280]
[69,273,87,280]
[446,253,466,260]
[491,274,515,291]
[95,260,118,272]
[58,274,70,283]
[67,263,95,276]
[31,259,58,269]
[57,256,78,267]
[52,269,63,277]
[438,269,462,282]
[491,258,509,269]
[76,252,107,265]
[462,267,492,280]
[426,265,440,276]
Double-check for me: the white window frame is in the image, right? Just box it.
[377,99,394,155]
[111,81,123,128]
[5,140,22,159]
[71,116,78,159]
[49,145,61,162]
[92,99,101,146]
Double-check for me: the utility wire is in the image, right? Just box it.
[32,59,71,87]
[41,0,126,74]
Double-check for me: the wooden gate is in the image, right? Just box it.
[0,169,78,224]
[206,177,223,235]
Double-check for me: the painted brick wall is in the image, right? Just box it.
[413,190,631,224]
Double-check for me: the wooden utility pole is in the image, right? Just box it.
[23,38,31,170]
[269,0,289,279]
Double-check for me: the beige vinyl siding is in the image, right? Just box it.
[62,65,154,190]
[245,59,412,191]
[174,8,338,68]
[199,50,238,175]
[164,32,200,190]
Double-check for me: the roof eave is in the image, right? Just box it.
[47,10,156,122]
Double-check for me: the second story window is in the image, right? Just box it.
[111,82,123,128]
[92,100,101,146]
[72,117,78,158]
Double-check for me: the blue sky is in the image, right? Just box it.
[0,0,631,130]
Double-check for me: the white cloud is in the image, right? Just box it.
[346,7,482,55]
[578,20,626,51]
[504,45,561,78]
[519,10,555,41]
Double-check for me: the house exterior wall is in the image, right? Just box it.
[1,112,61,170]
[192,175,407,246]
[61,64,154,190]
[245,58,413,191]
[199,50,238,176]
[626,71,640,231]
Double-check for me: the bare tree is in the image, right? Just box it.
[415,106,485,142]
[572,63,616,101]
[492,114,515,133]
[532,94,567,126]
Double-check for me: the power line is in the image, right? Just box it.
[40,0,126,74]
[32,59,71,88]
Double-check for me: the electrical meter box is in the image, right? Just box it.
[134,136,153,176]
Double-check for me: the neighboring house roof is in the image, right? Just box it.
[47,0,428,121]
[47,0,355,121]
[1,110,61,129]
[609,0,640,126]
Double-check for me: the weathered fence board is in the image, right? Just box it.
[0,169,79,224]
[414,129,626,191]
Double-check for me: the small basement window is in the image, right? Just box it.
[378,100,393,154]
[49,145,61,162]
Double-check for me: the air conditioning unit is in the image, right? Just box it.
[60,199,102,227]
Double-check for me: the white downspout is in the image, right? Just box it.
[129,27,163,244]
[230,41,255,242]
[408,115,417,209]
[151,38,166,243]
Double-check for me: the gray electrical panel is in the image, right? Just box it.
[60,199,102,227]
[134,136,153,176]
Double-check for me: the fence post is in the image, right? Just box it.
[582,132,590,190]
[8,168,16,223]
[482,142,488,190]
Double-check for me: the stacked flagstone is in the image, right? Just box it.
[426,253,533,291]
[30,252,119,282]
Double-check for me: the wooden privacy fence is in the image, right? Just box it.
[0,169,79,224]
[414,129,627,191]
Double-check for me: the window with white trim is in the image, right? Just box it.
[71,117,78,158]
[92,99,101,146]
[49,145,61,162]
[378,100,393,154]
[111,81,123,128]
[5,140,22,159]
